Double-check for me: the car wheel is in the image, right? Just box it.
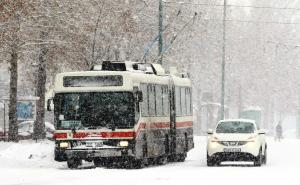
[254,148,262,167]
[207,154,217,166]
[262,146,267,165]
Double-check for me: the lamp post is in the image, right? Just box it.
[220,0,227,120]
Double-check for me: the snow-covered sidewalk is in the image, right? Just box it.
[0,136,299,185]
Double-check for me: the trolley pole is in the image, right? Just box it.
[220,0,227,120]
[158,0,163,65]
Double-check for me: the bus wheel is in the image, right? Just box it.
[67,158,82,169]
[130,159,146,169]
[157,156,168,165]
[94,158,104,167]
[176,153,187,162]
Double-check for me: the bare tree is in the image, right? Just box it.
[0,0,29,142]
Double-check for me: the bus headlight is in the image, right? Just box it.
[119,141,129,147]
[59,142,69,148]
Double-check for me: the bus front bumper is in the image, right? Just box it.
[64,147,134,159]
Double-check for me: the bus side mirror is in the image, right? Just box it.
[137,91,143,102]
[47,99,53,111]
[207,129,213,135]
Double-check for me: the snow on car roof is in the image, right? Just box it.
[218,119,256,124]
[243,106,262,111]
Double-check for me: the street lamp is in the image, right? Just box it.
[220,0,227,120]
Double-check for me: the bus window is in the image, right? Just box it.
[175,87,181,116]
[148,84,155,116]
[155,85,163,116]
[181,87,187,115]
[162,86,169,116]
[140,84,148,116]
[186,88,191,115]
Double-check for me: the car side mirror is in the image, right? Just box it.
[47,99,53,111]
[258,129,267,135]
[207,129,213,135]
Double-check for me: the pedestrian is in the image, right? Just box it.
[275,121,283,142]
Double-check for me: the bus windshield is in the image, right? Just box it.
[54,92,135,130]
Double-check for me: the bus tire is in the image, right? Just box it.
[176,153,187,162]
[157,156,168,165]
[184,133,188,152]
[94,158,104,167]
[130,159,146,169]
[67,157,81,169]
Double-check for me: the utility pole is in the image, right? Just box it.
[158,0,163,65]
[220,0,227,120]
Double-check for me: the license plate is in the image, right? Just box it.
[224,148,241,152]
[86,141,103,148]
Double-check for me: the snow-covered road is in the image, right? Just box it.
[0,136,299,185]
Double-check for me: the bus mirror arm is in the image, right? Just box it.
[138,91,143,102]
[47,99,53,111]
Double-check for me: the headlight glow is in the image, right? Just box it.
[210,141,219,148]
[59,142,69,148]
[119,141,129,147]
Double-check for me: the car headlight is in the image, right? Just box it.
[211,136,219,142]
[119,141,129,147]
[59,142,69,148]
[209,141,219,148]
[247,136,256,142]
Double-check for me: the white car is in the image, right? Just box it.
[207,119,267,166]
[18,121,55,140]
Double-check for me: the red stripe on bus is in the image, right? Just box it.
[73,132,89,138]
[150,122,170,129]
[53,133,68,139]
[136,123,146,136]
[100,131,135,138]
[55,121,192,140]
[72,131,135,139]
[176,121,193,127]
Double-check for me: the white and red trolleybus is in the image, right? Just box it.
[48,61,193,169]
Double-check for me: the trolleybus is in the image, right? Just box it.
[48,61,193,168]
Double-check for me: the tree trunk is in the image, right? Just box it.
[33,30,48,140]
[8,48,19,142]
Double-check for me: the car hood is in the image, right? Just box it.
[213,133,256,141]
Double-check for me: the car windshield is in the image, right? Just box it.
[216,121,255,134]
[53,92,135,130]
